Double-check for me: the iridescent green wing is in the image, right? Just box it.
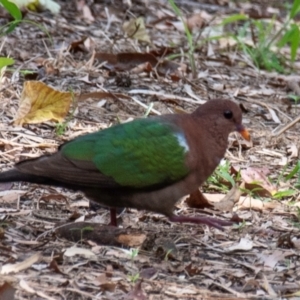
[62,118,189,188]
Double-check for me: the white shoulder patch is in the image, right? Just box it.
[175,133,189,153]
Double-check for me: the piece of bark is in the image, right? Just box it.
[55,222,146,247]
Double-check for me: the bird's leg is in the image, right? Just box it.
[169,215,233,230]
[110,208,117,226]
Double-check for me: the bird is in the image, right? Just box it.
[0,99,249,230]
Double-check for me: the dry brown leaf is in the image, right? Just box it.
[123,17,151,43]
[14,81,72,125]
[241,167,277,196]
[186,11,211,31]
[213,184,241,212]
[116,233,147,247]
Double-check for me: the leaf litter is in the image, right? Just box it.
[0,0,300,299]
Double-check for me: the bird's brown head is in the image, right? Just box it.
[192,99,250,141]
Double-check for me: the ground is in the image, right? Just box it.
[0,0,300,299]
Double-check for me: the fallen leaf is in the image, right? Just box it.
[123,17,151,43]
[257,250,288,268]
[186,11,211,31]
[1,253,42,274]
[213,184,241,212]
[14,81,72,125]
[116,233,147,247]
[241,167,277,196]
[64,246,97,260]
[227,238,253,252]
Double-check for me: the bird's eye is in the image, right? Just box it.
[223,110,233,119]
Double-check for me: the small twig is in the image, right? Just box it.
[129,89,205,104]
[272,114,300,136]
[130,96,161,115]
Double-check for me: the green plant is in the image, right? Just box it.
[0,0,22,36]
[129,248,139,260]
[230,0,300,73]
[128,273,140,283]
[69,226,94,244]
[0,0,52,41]
[235,18,286,72]
[284,160,300,189]
[0,0,20,70]
[164,249,174,261]
[288,94,300,105]
[0,0,52,74]
[271,163,298,199]
[232,219,246,231]
[273,189,297,200]
[276,0,300,62]
[55,90,77,136]
[0,57,15,70]
[207,160,235,192]
[168,0,197,78]
[127,248,140,283]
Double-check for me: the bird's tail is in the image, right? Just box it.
[0,168,49,184]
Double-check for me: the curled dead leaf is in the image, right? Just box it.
[123,17,151,43]
[241,167,277,197]
[14,81,72,125]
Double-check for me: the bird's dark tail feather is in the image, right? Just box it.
[0,168,61,186]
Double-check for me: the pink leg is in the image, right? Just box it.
[110,208,117,226]
[169,215,233,230]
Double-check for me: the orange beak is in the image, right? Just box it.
[237,125,250,141]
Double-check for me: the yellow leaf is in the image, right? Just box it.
[123,17,151,44]
[14,81,72,125]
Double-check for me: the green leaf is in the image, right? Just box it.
[273,189,297,199]
[278,26,295,48]
[290,25,300,61]
[278,24,300,61]
[0,56,14,69]
[221,14,248,26]
[216,169,235,187]
[285,160,300,181]
[2,20,20,35]
[290,0,300,19]
[0,0,22,20]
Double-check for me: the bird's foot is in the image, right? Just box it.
[169,214,233,230]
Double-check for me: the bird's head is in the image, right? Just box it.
[192,99,250,141]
